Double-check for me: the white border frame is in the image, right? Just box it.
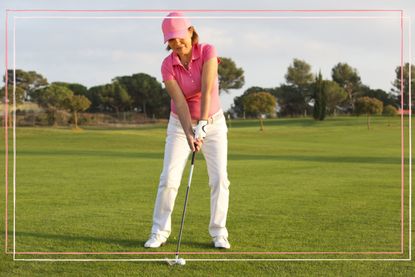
[6,13,412,262]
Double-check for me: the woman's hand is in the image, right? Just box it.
[163,79,206,153]
[186,134,203,152]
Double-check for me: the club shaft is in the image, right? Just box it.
[175,151,196,257]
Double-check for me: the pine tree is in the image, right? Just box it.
[313,71,327,121]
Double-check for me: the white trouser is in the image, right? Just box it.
[151,110,230,239]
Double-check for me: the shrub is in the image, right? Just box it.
[383,105,398,116]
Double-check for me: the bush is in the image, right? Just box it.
[18,112,36,126]
[355,97,383,116]
[35,113,49,126]
[383,105,398,116]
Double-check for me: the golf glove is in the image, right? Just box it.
[194,120,208,140]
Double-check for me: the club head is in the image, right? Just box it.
[165,257,186,266]
[166,258,176,266]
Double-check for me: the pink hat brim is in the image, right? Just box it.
[163,29,189,43]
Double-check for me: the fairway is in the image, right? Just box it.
[1,116,413,276]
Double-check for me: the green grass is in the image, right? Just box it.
[0,116,414,276]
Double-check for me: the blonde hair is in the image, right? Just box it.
[166,27,199,51]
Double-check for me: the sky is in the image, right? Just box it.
[0,0,414,111]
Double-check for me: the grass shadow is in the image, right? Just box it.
[14,149,405,165]
[228,154,404,165]
[15,231,146,249]
[14,231,218,252]
[15,149,164,160]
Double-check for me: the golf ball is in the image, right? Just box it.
[178,258,186,265]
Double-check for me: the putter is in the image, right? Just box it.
[166,150,196,266]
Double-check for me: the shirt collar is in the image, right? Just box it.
[171,43,201,66]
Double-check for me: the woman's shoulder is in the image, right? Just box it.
[161,52,174,67]
[197,43,216,51]
[197,43,218,61]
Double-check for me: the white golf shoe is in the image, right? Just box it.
[213,236,231,249]
[144,233,167,248]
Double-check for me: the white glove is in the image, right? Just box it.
[194,120,208,140]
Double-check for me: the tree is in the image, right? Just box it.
[99,82,132,117]
[0,85,26,127]
[64,95,91,129]
[54,82,96,114]
[312,72,326,121]
[274,85,307,117]
[391,63,415,110]
[114,73,167,117]
[4,69,48,100]
[355,97,383,130]
[7,70,47,126]
[218,57,245,94]
[383,105,398,116]
[243,92,276,131]
[331,63,362,112]
[156,88,171,118]
[285,58,314,88]
[0,85,25,105]
[323,80,348,116]
[31,84,74,126]
[87,85,107,112]
[284,59,314,116]
[53,82,88,96]
[231,86,265,118]
[359,85,396,108]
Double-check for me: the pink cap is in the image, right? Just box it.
[162,12,192,43]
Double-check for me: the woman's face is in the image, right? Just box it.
[167,27,193,56]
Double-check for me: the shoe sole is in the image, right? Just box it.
[144,242,166,248]
[213,243,230,249]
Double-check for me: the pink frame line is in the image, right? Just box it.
[4,9,9,254]
[399,10,405,254]
[3,9,406,257]
[5,9,405,13]
[12,251,403,255]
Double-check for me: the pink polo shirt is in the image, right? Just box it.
[161,43,221,120]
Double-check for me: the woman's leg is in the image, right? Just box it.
[150,119,191,239]
[201,115,230,239]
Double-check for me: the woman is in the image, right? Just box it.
[144,12,231,249]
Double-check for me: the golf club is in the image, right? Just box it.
[166,150,196,266]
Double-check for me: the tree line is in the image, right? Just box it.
[0,57,245,127]
[1,57,413,128]
[231,59,414,121]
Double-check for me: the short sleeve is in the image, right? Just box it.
[161,59,175,82]
[202,44,220,64]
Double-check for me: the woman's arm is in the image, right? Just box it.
[164,79,201,152]
[200,57,219,120]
